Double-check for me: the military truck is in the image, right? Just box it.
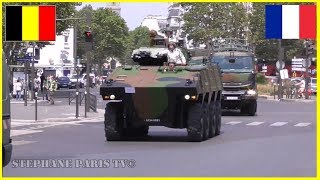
[210,38,257,116]
[3,51,12,167]
[100,31,223,142]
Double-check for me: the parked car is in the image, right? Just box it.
[69,74,85,89]
[83,73,96,88]
[310,78,317,95]
[57,76,71,89]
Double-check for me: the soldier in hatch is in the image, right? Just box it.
[159,42,186,66]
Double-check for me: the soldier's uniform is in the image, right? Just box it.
[48,78,58,104]
[159,42,186,65]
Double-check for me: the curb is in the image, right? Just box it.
[258,95,315,102]
[10,100,48,104]
[12,114,105,123]
[258,95,268,99]
[279,98,315,103]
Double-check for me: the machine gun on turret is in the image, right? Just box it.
[131,28,190,66]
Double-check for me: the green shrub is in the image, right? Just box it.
[256,73,268,84]
[257,84,277,96]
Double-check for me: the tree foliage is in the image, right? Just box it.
[75,6,129,68]
[121,26,150,65]
[181,2,316,61]
[180,3,248,45]
[2,2,81,65]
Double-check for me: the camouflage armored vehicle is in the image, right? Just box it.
[210,38,257,116]
[100,31,223,142]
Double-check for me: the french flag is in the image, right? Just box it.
[265,5,316,39]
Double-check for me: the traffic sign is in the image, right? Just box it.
[302,59,311,68]
[261,65,267,73]
[16,59,38,63]
[280,69,289,79]
[16,55,38,63]
[276,60,285,70]
[292,58,305,72]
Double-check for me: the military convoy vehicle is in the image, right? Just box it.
[100,31,223,142]
[3,51,12,167]
[209,38,257,116]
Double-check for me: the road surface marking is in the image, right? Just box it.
[61,113,76,116]
[246,122,265,126]
[270,122,288,126]
[225,121,242,125]
[294,123,311,127]
[12,140,37,146]
[11,129,43,137]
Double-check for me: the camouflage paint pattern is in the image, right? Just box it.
[221,72,252,83]
[100,64,222,123]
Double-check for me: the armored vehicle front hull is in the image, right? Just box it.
[100,65,223,142]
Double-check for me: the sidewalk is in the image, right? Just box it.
[258,95,316,103]
[10,99,104,122]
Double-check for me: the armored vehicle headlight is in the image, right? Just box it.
[247,90,256,95]
[191,96,197,100]
[184,95,190,100]
[110,95,116,100]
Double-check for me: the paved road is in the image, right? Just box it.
[3,98,315,177]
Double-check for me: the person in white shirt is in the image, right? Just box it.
[160,42,186,65]
[295,74,306,98]
[14,79,23,100]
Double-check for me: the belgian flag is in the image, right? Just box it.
[5,5,56,42]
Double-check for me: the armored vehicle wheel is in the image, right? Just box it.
[187,103,208,142]
[214,100,222,136]
[104,103,124,141]
[208,102,216,138]
[202,103,210,140]
[125,126,149,137]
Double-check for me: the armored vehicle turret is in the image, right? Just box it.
[100,31,223,142]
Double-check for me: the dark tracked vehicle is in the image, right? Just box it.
[100,31,223,142]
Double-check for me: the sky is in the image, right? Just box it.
[76,3,169,30]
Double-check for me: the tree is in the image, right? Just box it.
[2,2,81,65]
[180,3,248,45]
[122,26,150,65]
[76,6,129,73]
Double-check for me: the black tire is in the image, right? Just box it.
[202,103,209,141]
[240,105,247,114]
[214,100,222,136]
[240,100,257,116]
[208,102,216,138]
[104,103,124,141]
[247,100,257,116]
[187,103,205,142]
[125,126,149,137]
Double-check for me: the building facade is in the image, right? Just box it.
[106,2,121,16]
[28,27,75,77]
